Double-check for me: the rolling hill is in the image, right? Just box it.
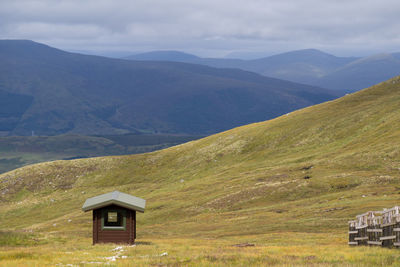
[0,134,201,174]
[314,53,400,92]
[127,49,400,92]
[0,76,399,265]
[125,49,357,86]
[237,49,356,84]
[0,40,336,136]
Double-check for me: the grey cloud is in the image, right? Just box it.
[0,0,399,56]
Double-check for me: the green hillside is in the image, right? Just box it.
[0,134,201,174]
[0,76,399,266]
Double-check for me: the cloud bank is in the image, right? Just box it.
[1,0,399,57]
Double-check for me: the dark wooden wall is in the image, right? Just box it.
[92,204,136,245]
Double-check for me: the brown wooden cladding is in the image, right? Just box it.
[92,204,136,245]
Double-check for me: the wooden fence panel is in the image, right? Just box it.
[367,215,382,246]
[348,220,358,246]
[381,207,400,248]
[350,207,400,248]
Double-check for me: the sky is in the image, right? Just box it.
[1,0,400,58]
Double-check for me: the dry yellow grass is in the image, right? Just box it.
[1,235,399,266]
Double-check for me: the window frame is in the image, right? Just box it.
[101,208,127,231]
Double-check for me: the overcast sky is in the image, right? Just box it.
[1,0,400,58]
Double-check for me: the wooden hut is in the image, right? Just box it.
[82,191,146,245]
[381,206,400,247]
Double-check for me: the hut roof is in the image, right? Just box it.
[82,191,146,212]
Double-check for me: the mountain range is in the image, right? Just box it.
[0,40,336,136]
[126,49,400,92]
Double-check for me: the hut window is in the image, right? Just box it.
[101,209,126,230]
[108,212,118,223]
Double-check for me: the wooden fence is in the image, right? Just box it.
[349,206,399,248]
[367,212,382,246]
[381,206,400,247]
[348,220,358,245]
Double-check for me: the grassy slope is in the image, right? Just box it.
[0,77,400,266]
[0,134,201,174]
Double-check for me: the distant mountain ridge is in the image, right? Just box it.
[128,50,200,62]
[0,40,336,136]
[126,49,400,92]
[313,53,400,91]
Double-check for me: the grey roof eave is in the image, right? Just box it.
[82,199,145,213]
[81,191,146,213]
